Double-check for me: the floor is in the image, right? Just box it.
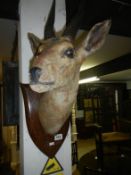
[74,137,131,175]
[77,138,96,160]
[72,138,96,175]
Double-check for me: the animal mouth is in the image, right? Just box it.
[30,81,55,85]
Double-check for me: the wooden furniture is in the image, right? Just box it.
[21,84,70,158]
[81,123,131,175]
[76,83,127,137]
[94,122,131,171]
[77,83,131,174]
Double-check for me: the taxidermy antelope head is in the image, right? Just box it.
[28,0,111,135]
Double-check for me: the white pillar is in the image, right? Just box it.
[18,0,72,174]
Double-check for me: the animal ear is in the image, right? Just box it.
[28,33,41,54]
[80,20,111,58]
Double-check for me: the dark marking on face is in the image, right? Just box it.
[30,67,42,83]
[63,47,75,59]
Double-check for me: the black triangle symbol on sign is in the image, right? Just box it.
[42,157,63,175]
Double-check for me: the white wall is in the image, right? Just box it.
[81,34,131,71]
[18,0,72,174]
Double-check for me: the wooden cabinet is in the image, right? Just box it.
[76,83,127,137]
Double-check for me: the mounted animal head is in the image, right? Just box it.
[28,0,111,93]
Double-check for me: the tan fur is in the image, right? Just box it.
[28,20,111,134]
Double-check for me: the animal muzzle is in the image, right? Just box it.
[30,67,42,84]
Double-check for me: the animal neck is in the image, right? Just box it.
[38,76,79,134]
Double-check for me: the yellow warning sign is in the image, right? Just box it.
[42,157,63,175]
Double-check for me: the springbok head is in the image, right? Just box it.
[28,0,111,93]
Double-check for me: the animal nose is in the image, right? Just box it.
[30,67,42,83]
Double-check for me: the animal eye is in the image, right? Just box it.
[64,48,75,58]
[35,45,43,56]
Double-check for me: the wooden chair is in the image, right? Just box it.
[94,121,131,171]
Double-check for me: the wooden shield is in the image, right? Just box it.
[20,84,70,158]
